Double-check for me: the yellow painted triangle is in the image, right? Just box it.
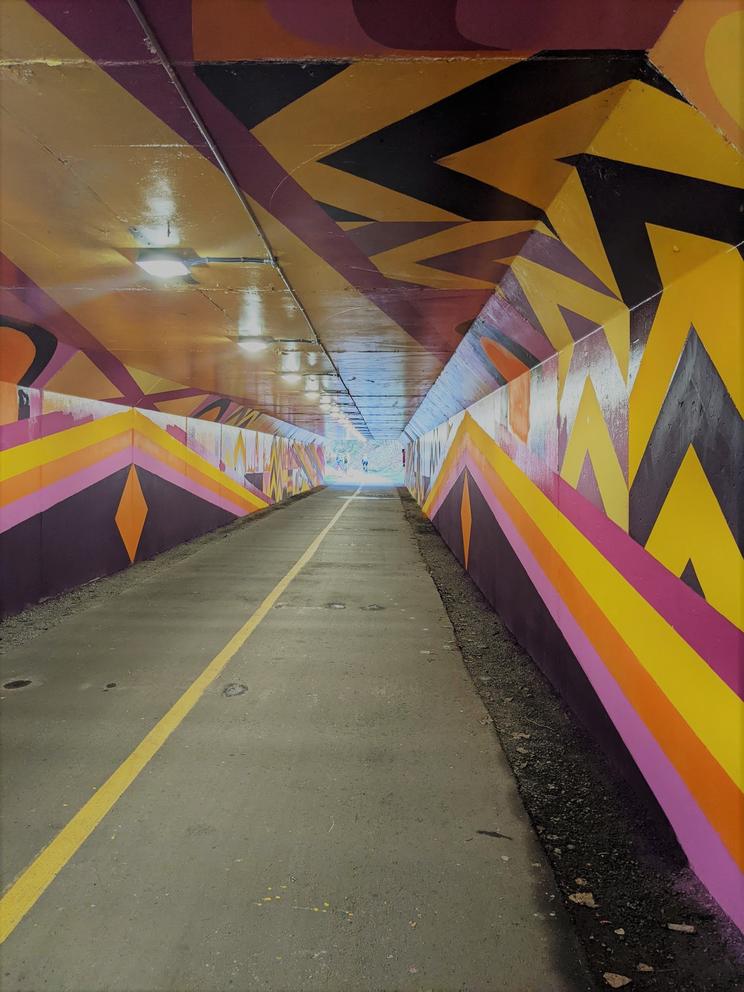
[45,351,122,401]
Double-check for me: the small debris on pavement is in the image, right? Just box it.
[575,877,588,886]
[637,963,654,972]
[666,923,696,933]
[603,973,631,988]
[614,928,625,936]
[569,892,598,908]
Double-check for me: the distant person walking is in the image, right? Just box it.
[362,457,369,473]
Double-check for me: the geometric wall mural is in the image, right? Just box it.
[0,382,324,619]
[406,225,744,931]
[1,0,742,933]
[402,2,744,932]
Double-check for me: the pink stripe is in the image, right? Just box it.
[0,411,91,452]
[0,417,40,452]
[133,450,248,518]
[429,426,742,699]
[464,459,744,932]
[0,449,131,533]
[491,424,743,697]
[1,446,267,534]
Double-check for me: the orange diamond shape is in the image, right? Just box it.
[460,472,472,570]
[115,465,148,562]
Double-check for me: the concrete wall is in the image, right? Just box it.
[405,225,743,930]
[0,382,324,618]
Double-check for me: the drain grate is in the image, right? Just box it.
[3,679,31,689]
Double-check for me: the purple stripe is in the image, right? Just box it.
[19,10,473,359]
[28,0,157,63]
[0,417,39,452]
[1,255,146,404]
[463,460,744,932]
[0,449,131,533]
[267,0,387,50]
[479,293,555,362]
[488,422,743,699]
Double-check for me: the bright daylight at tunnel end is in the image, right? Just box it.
[0,1,742,990]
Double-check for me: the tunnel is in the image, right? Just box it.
[0,2,742,989]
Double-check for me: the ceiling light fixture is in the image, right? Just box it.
[239,339,269,354]
[136,254,190,279]
[135,248,271,280]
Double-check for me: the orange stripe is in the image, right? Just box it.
[0,430,131,508]
[466,435,744,869]
[481,338,530,381]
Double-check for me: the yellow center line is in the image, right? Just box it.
[0,486,361,944]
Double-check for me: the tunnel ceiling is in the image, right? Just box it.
[1,0,737,441]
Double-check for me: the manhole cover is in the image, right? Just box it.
[326,602,346,609]
[223,683,248,697]
[360,604,385,611]
[3,679,31,690]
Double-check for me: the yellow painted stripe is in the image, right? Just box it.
[0,410,268,511]
[132,412,268,510]
[426,414,743,788]
[0,486,359,944]
[0,411,133,480]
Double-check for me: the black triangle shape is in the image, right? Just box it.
[195,62,349,132]
[316,202,373,223]
[680,559,705,599]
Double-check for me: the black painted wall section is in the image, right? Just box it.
[0,469,132,619]
[0,469,241,620]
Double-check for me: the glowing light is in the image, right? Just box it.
[136,256,189,279]
[239,339,269,354]
[280,351,302,373]
[282,372,301,385]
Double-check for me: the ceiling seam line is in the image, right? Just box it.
[124,0,372,439]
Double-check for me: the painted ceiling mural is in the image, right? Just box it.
[2,0,737,441]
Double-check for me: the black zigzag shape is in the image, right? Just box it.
[630,327,743,552]
[320,52,681,222]
[195,62,349,132]
[1,315,58,386]
[563,155,744,309]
